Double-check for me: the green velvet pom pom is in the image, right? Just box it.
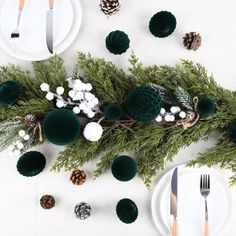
[125,85,162,122]
[228,121,236,142]
[149,11,177,38]
[111,155,137,181]
[17,151,46,177]
[105,103,123,122]
[116,198,138,224]
[106,30,130,55]
[43,109,80,146]
[0,81,22,105]
[197,97,216,117]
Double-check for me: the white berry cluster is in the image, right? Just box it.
[8,130,30,156]
[155,106,187,123]
[40,78,99,118]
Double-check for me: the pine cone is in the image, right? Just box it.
[74,202,92,220]
[70,170,86,185]
[40,195,55,209]
[100,0,120,16]
[183,32,202,51]
[24,114,37,126]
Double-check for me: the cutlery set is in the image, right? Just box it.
[170,168,211,236]
[10,0,54,53]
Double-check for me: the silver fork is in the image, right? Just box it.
[10,0,25,51]
[200,174,210,236]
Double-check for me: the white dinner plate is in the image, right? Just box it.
[0,0,82,61]
[151,165,234,236]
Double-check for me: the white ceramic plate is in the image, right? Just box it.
[0,0,82,61]
[151,165,234,236]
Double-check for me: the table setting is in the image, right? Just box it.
[0,0,81,60]
[0,0,236,236]
[152,166,234,236]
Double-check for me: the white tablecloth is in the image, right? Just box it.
[0,0,235,235]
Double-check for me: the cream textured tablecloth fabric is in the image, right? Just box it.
[0,0,235,235]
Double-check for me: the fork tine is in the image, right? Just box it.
[200,174,203,188]
[11,39,15,50]
[206,174,208,188]
[11,39,20,52]
[208,175,210,189]
[203,175,205,188]
[204,174,207,188]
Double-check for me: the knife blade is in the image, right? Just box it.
[46,0,54,54]
[170,167,178,236]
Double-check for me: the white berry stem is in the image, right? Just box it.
[98,116,105,124]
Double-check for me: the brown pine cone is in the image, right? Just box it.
[40,195,55,209]
[183,32,202,51]
[70,170,86,185]
[24,114,38,126]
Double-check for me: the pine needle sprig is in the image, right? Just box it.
[175,86,193,110]
[127,123,166,153]
[0,65,43,100]
[0,120,22,132]
[0,123,25,151]
[77,53,132,103]
[94,127,130,178]
[137,150,165,188]
[51,138,100,172]
[33,56,67,90]
[188,138,236,185]
[0,99,53,120]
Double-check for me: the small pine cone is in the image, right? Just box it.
[100,0,120,16]
[24,114,38,126]
[183,32,202,51]
[70,170,86,185]
[74,202,92,220]
[40,195,55,209]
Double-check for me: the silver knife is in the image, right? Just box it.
[46,0,54,54]
[170,167,178,236]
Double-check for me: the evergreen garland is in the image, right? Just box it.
[0,53,236,187]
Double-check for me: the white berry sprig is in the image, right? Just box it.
[8,129,31,156]
[155,106,187,123]
[40,78,100,118]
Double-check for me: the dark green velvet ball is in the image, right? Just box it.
[0,81,22,105]
[197,97,216,117]
[125,85,162,122]
[105,103,123,122]
[228,121,236,142]
[116,198,138,224]
[149,11,177,38]
[17,151,46,177]
[43,109,81,146]
[111,155,137,181]
[106,30,130,55]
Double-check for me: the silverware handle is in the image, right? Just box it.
[205,221,209,236]
[16,10,22,27]
[204,199,209,236]
[205,199,208,221]
[49,0,54,9]
[172,219,178,236]
[19,0,25,11]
